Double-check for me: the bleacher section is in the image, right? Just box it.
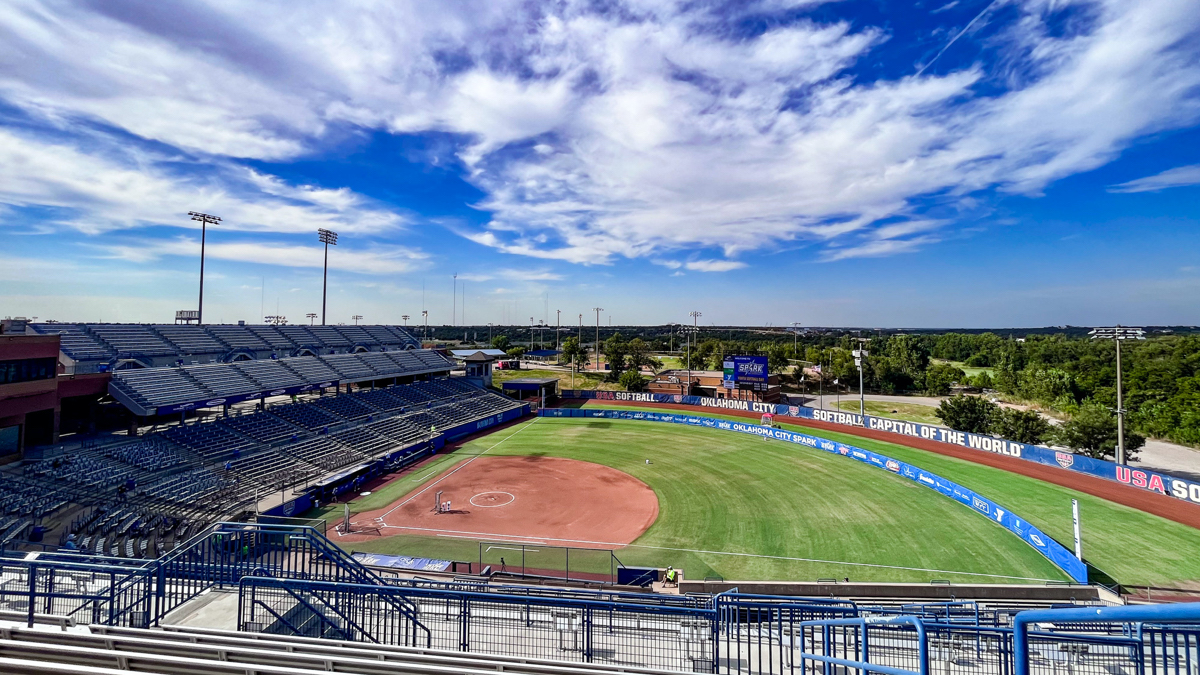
[153,324,227,356]
[28,322,422,371]
[109,350,456,416]
[0,378,524,560]
[86,324,177,356]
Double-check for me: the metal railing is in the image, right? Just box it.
[238,576,722,673]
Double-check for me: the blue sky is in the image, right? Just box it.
[1,0,1198,328]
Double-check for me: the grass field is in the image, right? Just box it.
[834,400,942,425]
[327,407,1200,587]
[934,358,996,379]
[491,367,620,391]
[576,403,1200,588]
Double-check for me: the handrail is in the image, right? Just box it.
[1013,603,1200,675]
[799,615,930,675]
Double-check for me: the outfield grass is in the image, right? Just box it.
[341,418,1075,584]
[835,400,942,425]
[576,403,1200,587]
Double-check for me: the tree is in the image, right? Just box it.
[935,395,998,434]
[990,407,1052,445]
[924,363,965,396]
[506,345,526,358]
[603,333,629,381]
[626,338,653,373]
[490,335,511,351]
[619,369,647,392]
[1054,402,1145,460]
[560,336,587,369]
[766,343,791,378]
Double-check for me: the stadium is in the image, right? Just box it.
[3,0,1200,672]
[1,318,1198,675]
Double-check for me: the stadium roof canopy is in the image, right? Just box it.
[450,349,507,358]
[525,349,560,357]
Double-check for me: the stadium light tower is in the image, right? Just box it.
[306,313,317,325]
[188,212,220,325]
[317,228,338,325]
[402,315,409,326]
[1090,326,1145,465]
[352,314,363,325]
[421,310,428,342]
[556,309,561,352]
[853,338,869,416]
[688,311,702,390]
[593,308,604,372]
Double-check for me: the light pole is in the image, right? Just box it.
[853,338,869,415]
[530,317,535,350]
[188,212,220,325]
[402,315,409,326]
[487,323,493,345]
[317,228,338,325]
[452,273,458,328]
[556,310,561,352]
[352,314,363,325]
[1089,326,1145,465]
[306,313,317,326]
[422,310,428,343]
[592,308,604,373]
[688,311,702,390]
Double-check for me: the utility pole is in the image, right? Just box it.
[317,228,338,325]
[188,212,220,325]
[306,313,317,326]
[1089,326,1145,464]
[688,311,702,391]
[593,308,604,373]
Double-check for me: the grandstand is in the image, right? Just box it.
[27,322,422,372]
[0,377,524,562]
[107,350,456,416]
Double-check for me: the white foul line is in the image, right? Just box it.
[368,522,1059,583]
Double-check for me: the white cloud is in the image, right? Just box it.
[684,259,748,272]
[0,0,1197,268]
[92,237,426,275]
[0,128,404,236]
[1108,164,1200,193]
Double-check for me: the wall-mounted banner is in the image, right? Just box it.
[541,407,1088,583]
[562,390,1200,508]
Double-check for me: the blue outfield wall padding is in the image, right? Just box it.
[562,390,1200,509]
[442,405,531,441]
[540,407,1089,583]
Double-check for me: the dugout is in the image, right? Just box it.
[502,378,559,406]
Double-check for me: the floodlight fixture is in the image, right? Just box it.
[188,211,221,324]
[317,228,339,325]
[1090,325,1145,464]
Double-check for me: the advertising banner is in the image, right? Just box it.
[540,407,1089,583]
[561,389,1200,508]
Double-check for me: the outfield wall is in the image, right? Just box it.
[542,406,1089,583]
[563,390,1200,508]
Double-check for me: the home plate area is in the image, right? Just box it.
[340,455,660,548]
